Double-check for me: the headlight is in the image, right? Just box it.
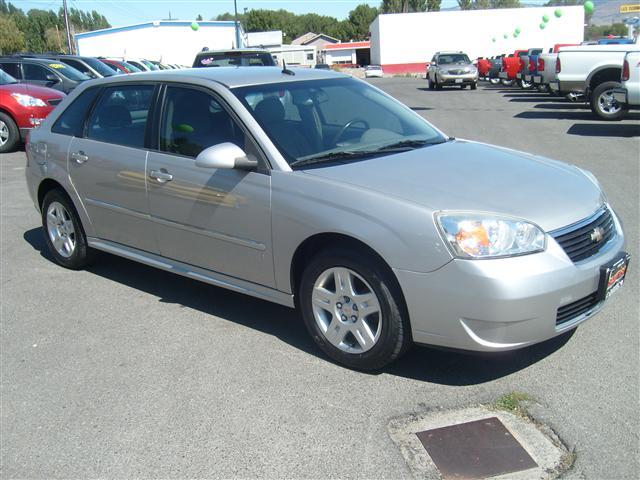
[438,68,447,74]
[10,93,47,107]
[436,213,546,259]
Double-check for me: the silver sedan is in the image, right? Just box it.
[25,67,628,370]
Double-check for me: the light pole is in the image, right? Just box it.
[62,0,73,53]
[233,0,241,48]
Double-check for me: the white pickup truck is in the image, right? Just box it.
[549,43,640,120]
[612,51,640,119]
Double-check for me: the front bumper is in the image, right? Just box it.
[612,88,628,104]
[394,212,626,352]
[438,73,477,85]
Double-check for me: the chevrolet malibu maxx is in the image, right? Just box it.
[25,67,629,370]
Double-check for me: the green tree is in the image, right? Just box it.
[196,14,203,21]
[457,0,473,9]
[545,0,581,5]
[475,0,491,8]
[380,0,427,13]
[0,14,25,54]
[348,4,378,39]
[427,0,441,10]
[490,0,520,7]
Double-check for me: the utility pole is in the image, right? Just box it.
[233,0,241,49]
[62,0,73,54]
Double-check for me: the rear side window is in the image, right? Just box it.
[52,87,100,136]
[60,58,93,77]
[86,84,154,148]
[0,62,21,78]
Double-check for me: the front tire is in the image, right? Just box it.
[471,82,477,90]
[299,248,411,370]
[591,81,627,121]
[0,112,19,154]
[41,189,95,269]
[428,78,434,90]
[519,78,533,89]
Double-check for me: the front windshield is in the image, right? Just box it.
[46,62,90,81]
[438,54,470,64]
[0,70,18,85]
[233,78,446,166]
[82,57,118,76]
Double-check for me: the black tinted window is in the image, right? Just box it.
[0,62,21,78]
[159,86,248,158]
[60,58,92,76]
[51,87,100,136]
[87,85,154,148]
[23,63,52,81]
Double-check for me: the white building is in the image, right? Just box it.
[322,41,370,66]
[268,45,317,67]
[370,6,585,73]
[75,20,245,66]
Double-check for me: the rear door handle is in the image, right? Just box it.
[149,169,173,183]
[71,151,88,164]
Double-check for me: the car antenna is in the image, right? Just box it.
[282,60,295,76]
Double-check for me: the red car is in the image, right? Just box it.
[0,69,65,153]
[99,59,142,74]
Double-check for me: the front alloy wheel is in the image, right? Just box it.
[299,248,412,370]
[312,267,382,353]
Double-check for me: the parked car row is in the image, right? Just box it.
[477,39,639,121]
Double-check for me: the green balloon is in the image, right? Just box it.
[584,1,594,15]
[515,27,521,34]
[539,22,546,30]
[492,37,496,42]
[555,8,562,18]
[542,14,549,23]
[503,33,508,39]
[190,21,199,31]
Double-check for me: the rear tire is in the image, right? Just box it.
[489,78,501,85]
[299,247,412,370]
[590,81,627,121]
[0,112,19,154]
[41,189,95,270]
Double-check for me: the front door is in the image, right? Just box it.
[146,85,274,287]
[68,83,158,253]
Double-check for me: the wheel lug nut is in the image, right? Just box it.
[352,304,358,311]
[341,314,347,321]
[351,315,357,321]
[336,302,342,309]
[344,297,350,303]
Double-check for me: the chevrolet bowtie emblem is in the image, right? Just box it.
[590,227,605,243]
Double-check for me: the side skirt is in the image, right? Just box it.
[87,238,295,308]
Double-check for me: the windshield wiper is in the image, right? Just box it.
[290,150,376,168]
[371,138,449,152]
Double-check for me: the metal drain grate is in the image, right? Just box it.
[415,417,538,479]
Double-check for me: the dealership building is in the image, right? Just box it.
[370,5,585,73]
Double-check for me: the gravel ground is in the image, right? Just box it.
[1,78,638,478]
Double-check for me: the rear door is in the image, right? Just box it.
[67,82,158,252]
[146,84,274,286]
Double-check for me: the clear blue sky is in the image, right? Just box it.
[17,0,549,27]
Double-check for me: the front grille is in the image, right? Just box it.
[551,207,615,263]
[448,69,465,75]
[47,98,62,106]
[556,291,599,326]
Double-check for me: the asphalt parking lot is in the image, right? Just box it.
[1,78,638,478]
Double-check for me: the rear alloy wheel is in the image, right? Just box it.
[501,79,514,86]
[519,78,533,89]
[489,77,501,85]
[0,112,19,154]
[41,190,95,269]
[591,81,627,121]
[299,248,411,370]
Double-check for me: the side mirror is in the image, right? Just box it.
[45,74,59,83]
[195,142,258,170]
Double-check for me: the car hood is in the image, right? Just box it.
[302,140,603,232]
[0,83,64,99]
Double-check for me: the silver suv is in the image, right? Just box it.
[25,68,628,370]
[427,51,478,90]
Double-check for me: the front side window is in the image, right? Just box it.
[86,85,154,148]
[23,64,52,81]
[60,58,93,77]
[52,87,100,136]
[159,86,254,159]
[234,78,445,166]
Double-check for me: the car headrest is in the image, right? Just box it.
[255,97,285,124]
[98,105,132,129]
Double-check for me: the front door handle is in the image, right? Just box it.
[71,151,88,164]
[149,169,173,183]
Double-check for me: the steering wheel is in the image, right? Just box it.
[332,118,370,145]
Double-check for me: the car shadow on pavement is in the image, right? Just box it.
[515,111,640,121]
[533,103,590,110]
[509,97,563,102]
[567,123,640,138]
[23,227,573,385]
